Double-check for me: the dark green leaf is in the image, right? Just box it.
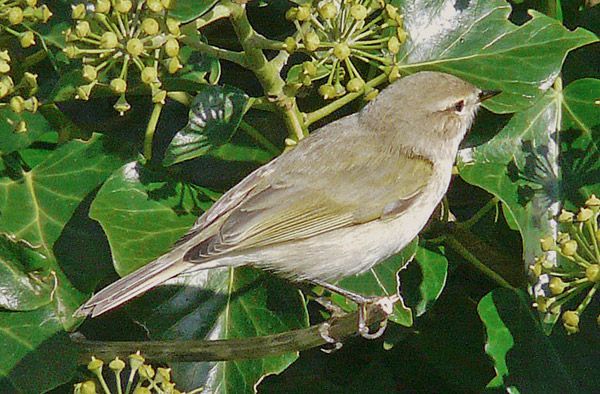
[128,267,309,393]
[399,0,598,113]
[89,161,218,276]
[169,0,220,23]
[0,134,123,258]
[478,289,575,393]
[334,239,419,327]
[163,85,250,166]
[0,109,53,154]
[0,237,55,311]
[457,90,559,264]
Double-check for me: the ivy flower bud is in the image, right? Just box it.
[302,61,317,77]
[385,4,398,19]
[284,37,296,54]
[129,352,145,371]
[109,357,126,372]
[115,0,133,13]
[79,380,97,394]
[333,43,350,60]
[557,232,570,244]
[350,4,367,20]
[152,88,166,104]
[24,97,38,113]
[113,95,131,115]
[388,66,400,82]
[26,0,37,6]
[561,240,578,256]
[285,7,298,21]
[0,50,10,62]
[164,38,179,57]
[364,88,379,101]
[110,78,127,94]
[319,2,337,19]
[10,96,25,113]
[387,36,400,54]
[101,32,118,49]
[142,18,159,35]
[71,4,86,20]
[168,56,181,73]
[562,310,579,333]
[126,38,144,56]
[35,5,52,23]
[166,18,180,35]
[0,83,10,98]
[64,44,80,58]
[539,235,555,252]
[347,78,364,92]
[318,84,336,100]
[87,356,103,373]
[548,277,567,295]
[0,61,9,74]
[75,21,90,38]
[82,65,97,81]
[586,194,600,207]
[20,31,35,48]
[586,264,600,282]
[162,0,177,10]
[304,32,320,52]
[397,29,408,43]
[75,82,95,100]
[133,387,152,394]
[146,0,164,13]
[296,4,311,21]
[558,209,574,223]
[141,66,158,84]
[96,0,111,13]
[9,7,24,25]
[577,207,594,222]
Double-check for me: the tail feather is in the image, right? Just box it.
[75,251,196,318]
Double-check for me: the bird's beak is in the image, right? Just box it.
[479,89,502,101]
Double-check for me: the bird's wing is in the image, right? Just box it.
[182,121,434,261]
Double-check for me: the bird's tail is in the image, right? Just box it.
[74,248,200,318]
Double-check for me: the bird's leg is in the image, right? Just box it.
[310,279,399,340]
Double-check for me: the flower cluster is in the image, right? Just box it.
[532,195,600,334]
[284,0,407,100]
[75,352,187,394]
[64,0,183,114]
[0,49,40,132]
[0,0,52,48]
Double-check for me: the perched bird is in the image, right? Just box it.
[75,71,499,332]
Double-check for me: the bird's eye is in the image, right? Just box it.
[453,100,465,112]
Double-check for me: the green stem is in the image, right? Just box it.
[440,234,516,290]
[458,197,500,230]
[238,120,280,156]
[227,1,306,140]
[143,102,163,160]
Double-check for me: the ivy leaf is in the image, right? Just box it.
[0,109,53,154]
[0,237,55,311]
[89,161,218,276]
[398,0,598,113]
[163,85,250,166]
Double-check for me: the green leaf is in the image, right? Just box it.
[478,289,575,393]
[334,239,419,327]
[457,90,559,263]
[399,0,598,113]
[0,134,124,258]
[89,161,218,276]
[169,0,220,23]
[560,78,600,201]
[163,85,250,166]
[0,237,55,311]
[127,267,309,394]
[412,245,448,317]
[0,308,78,394]
[0,109,53,154]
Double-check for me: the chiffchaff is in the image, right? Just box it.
[75,72,500,335]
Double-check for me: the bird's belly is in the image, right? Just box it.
[236,192,442,282]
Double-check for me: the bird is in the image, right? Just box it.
[75,71,500,333]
